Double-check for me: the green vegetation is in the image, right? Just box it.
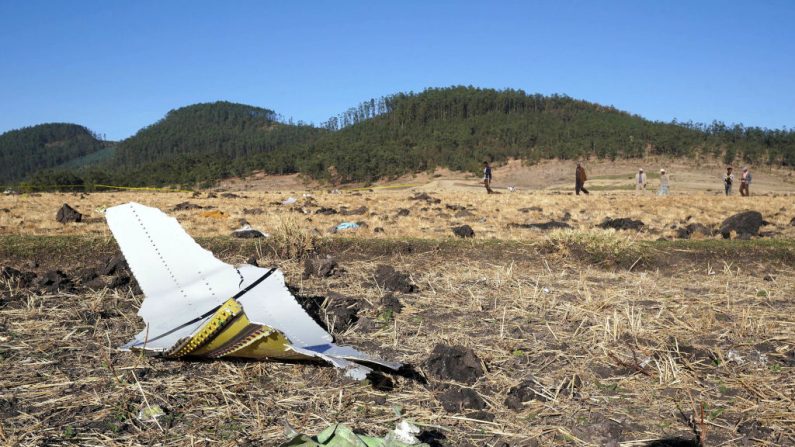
[3,87,794,188]
[0,123,110,184]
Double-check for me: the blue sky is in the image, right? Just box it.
[1,0,793,140]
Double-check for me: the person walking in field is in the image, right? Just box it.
[723,167,734,195]
[658,169,669,196]
[483,161,494,194]
[635,168,647,192]
[740,167,752,196]
[575,162,589,195]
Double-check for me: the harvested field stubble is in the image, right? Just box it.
[1,190,794,241]
[0,237,793,446]
[0,190,794,446]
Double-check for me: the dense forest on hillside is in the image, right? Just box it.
[4,87,795,189]
[0,123,109,184]
[103,102,326,185]
[298,87,795,182]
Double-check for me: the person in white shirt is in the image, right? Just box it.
[658,169,669,196]
[635,168,647,192]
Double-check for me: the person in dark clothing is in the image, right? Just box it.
[575,162,589,195]
[483,161,494,194]
[724,167,734,196]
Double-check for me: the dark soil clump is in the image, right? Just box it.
[426,344,484,384]
[720,211,764,239]
[437,385,486,412]
[172,202,203,211]
[381,293,403,314]
[675,223,713,239]
[303,255,339,279]
[597,217,644,231]
[509,221,571,231]
[452,225,475,238]
[374,265,418,293]
[56,203,82,223]
[504,378,549,410]
[340,206,368,216]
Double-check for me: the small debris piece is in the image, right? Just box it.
[56,203,82,223]
[452,225,475,238]
[137,404,166,423]
[426,344,484,384]
[396,208,410,217]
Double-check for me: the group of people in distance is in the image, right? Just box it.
[481,161,754,196]
[631,167,669,195]
[723,166,752,196]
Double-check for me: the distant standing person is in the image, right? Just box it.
[635,168,647,192]
[740,167,752,196]
[483,161,494,194]
[723,167,734,195]
[575,162,589,195]
[658,169,669,196]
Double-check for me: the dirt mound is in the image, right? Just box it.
[597,217,645,231]
[452,225,474,238]
[56,204,82,223]
[396,208,410,217]
[720,211,763,239]
[509,221,571,231]
[426,344,484,384]
[374,265,418,293]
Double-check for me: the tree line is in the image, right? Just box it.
[4,88,794,190]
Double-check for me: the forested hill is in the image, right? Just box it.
[0,123,109,184]
[104,102,326,186]
[295,87,795,182]
[8,88,795,188]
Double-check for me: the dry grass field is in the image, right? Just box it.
[1,179,794,446]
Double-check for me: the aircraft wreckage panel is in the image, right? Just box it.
[105,202,400,379]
